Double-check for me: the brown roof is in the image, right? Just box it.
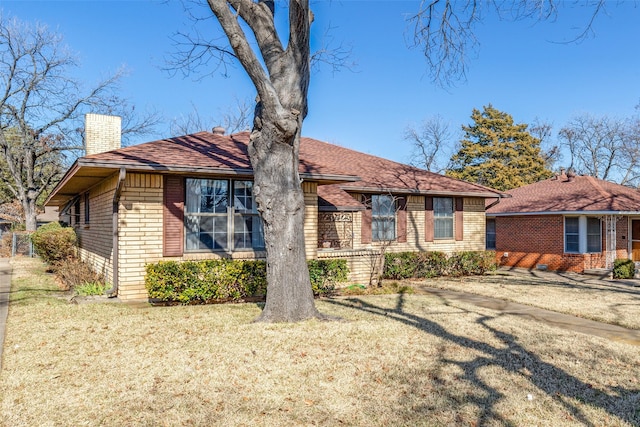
[317,186,364,211]
[47,131,505,207]
[487,173,640,215]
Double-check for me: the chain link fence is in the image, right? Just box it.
[1,232,35,257]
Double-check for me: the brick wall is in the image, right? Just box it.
[76,174,118,283]
[302,181,318,260]
[320,196,488,283]
[117,173,164,300]
[494,214,630,272]
[85,114,121,155]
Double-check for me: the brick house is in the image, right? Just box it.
[45,114,505,300]
[486,171,640,273]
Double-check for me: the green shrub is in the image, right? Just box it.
[75,281,109,296]
[145,258,349,304]
[383,250,497,280]
[145,259,268,304]
[31,222,77,264]
[414,251,449,278]
[449,251,497,276]
[613,259,635,279]
[308,259,349,295]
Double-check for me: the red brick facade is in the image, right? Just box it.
[494,215,630,273]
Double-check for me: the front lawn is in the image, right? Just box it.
[1,258,639,426]
[415,268,640,330]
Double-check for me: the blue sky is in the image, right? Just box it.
[2,0,639,167]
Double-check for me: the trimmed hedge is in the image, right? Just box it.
[308,259,349,295]
[383,251,497,280]
[145,258,349,304]
[613,258,635,279]
[31,222,77,264]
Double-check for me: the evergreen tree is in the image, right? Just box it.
[446,105,553,191]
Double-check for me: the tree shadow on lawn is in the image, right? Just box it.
[496,269,640,297]
[325,293,640,427]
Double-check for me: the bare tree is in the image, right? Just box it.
[405,115,453,173]
[0,14,158,231]
[169,97,252,135]
[168,0,609,322]
[530,118,561,171]
[558,114,640,185]
[408,0,605,86]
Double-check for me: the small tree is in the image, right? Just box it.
[446,105,553,191]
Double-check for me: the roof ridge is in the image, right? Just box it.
[301,137,504,196]
[586,175,612,200]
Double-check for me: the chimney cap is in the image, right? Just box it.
[212,126,225,135]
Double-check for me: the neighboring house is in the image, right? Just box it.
[487,170,640,273]
[37,206,60,228]
[45,114,505,300]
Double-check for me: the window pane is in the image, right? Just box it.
[372,218,395,241]
[565,217,580,253]
[185,215,227,250]
[434,197,453,217]
[434,218,453,239]
[372,195,395,241]
[186,179,228,213]
[372,195,394,217]
[587,218,601,252]
[565,217,579,234]
[234,181,256,213]
[486,219,496,250]
[234,214,265,249]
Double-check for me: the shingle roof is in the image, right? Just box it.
[317,186,364,211]
[48,130,505,207]
[487,173,640,214]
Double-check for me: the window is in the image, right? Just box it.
[564,216,601,253]
[565,217,580,253]
[372,194,395,241]
[486,218,496,250]
[73,198,81,226]
[84,193,90,224]
[587,217,601,253]
[185,179,264,251]
[434,197,454,239]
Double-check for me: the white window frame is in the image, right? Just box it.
[185,178,264,252]
[564,216,601,254]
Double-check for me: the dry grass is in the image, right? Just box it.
[1,258,639,426]
[412,268,640,330]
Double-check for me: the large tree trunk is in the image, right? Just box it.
[207,0,323,322]
[250,120,323,322]
[23,196,37,231]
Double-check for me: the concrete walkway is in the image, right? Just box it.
[0,258,11,370]
[415,286,640,346]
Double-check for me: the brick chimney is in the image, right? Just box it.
[85,113,121,155]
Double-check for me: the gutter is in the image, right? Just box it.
[486,197,502,211]
[105,167,126,297]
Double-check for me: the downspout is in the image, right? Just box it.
[106,167,126,297]
[486,196,502,211]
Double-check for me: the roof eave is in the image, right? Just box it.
[341,185,506,198]
[487,210,640,217]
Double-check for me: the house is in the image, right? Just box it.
[45,114,505,300]
[486,170,640,273]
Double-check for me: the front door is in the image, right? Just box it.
[632,220,640,261]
